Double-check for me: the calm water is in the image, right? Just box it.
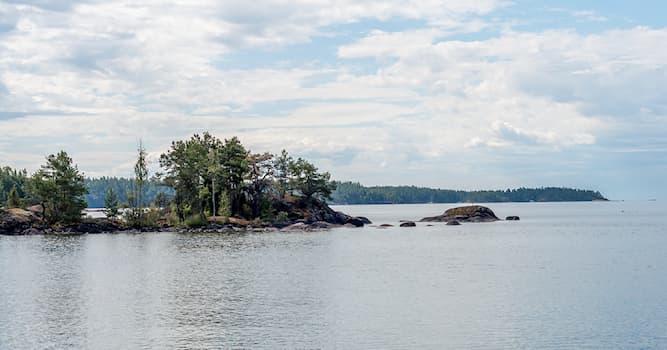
[1,202,666,349]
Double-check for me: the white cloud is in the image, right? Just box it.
[0,0,665,198]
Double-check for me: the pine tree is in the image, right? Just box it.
[104,187,119,219]
[6,185,21,208]
[29,151,88,225]
[134,140,148,209]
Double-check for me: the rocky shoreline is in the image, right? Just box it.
[0,201,372,236]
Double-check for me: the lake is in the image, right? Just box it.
[1,201,666,349]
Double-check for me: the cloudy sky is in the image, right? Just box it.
[1,0,666,199]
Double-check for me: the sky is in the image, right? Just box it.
[0,0,666,200]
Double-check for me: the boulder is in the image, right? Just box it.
[446,220,461,226]
[399,221,416,227]
[505,216,520,221]
[420,205,499,223]
[270,197,370,227]
[344,217,366,227]
[0,208,43,235]
[355,216,372,225]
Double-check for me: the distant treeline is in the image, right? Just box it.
[84,177,173,208]
[0,166,28,207]
[330,182,607,204]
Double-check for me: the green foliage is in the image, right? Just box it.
[133,140,149,209]
[183,214,207,228]
[220,137,249,216]
[6,185,21,208]
[0,166,28,208]
[157,133,341,223]
[273,149,293,198]
[275,211,289,222]
[159,133,250,221]
[29,151,88,225]
[159,132,225,220]
[104,188,119,218]
[330,182,608,204]
[153,192,171,208]
[290,158,336,201]
[142,206,161,227]
[247,152,273,218]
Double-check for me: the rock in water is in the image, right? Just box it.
[420,205,500,223]
[399,221,416,227]
[345,217,366,227]
[446,220,461,226]
[505,216,520,221]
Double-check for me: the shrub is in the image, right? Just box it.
[276,211,289,222]
[183,214,206,228]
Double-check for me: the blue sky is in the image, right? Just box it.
[1,0,666,200]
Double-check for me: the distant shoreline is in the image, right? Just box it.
[330,183,608,205]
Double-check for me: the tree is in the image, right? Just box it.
[220,137,248,217]
[246,152,273,218]
[290,158,336,201]
[104,188,119,219]
[29,151,88,225]
[273,149,293,198]
[159,132,226,220]
[153,192,171,208]
[125,141,149,226]
[6,185,21,208]
[208,148,220,217]
[1,166,28,207]
[134,140,148,209]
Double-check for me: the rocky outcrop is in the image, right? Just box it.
[0,208,43,235]
[1,197,371,235]
[271,197,371,227]
[420,205,499,223]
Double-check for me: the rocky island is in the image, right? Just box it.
[0,133,370,235]
[420,205,501,223]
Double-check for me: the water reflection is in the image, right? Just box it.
[1,202,667,349]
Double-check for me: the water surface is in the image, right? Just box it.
[1,202,666,349]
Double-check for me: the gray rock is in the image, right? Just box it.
[344,217,366,227]
[420,205,499,223]
[399,221,416,227]
[505,216,520,221]
[446,220,461,226]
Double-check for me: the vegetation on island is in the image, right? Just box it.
[330,182,607,204]
[1,133,610,234]
[1,132,340,233]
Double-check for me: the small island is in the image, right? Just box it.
[420,205,500,223]
[0,133,369,235]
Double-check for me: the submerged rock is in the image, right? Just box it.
[420,205,499,223]
[446,220,461,226]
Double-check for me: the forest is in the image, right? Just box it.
[330,182,607,204]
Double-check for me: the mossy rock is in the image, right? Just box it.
[420,205,499,223]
